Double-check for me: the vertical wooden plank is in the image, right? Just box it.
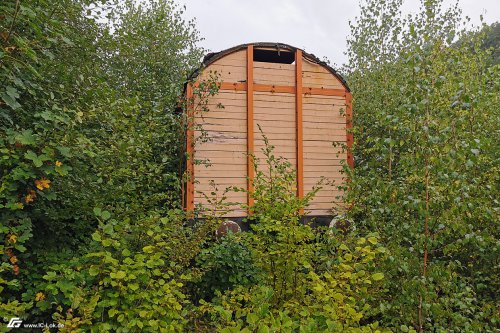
[186,84,194,212]
[296,50,304,214]
[346,92,354,169]
[247,45,254,210]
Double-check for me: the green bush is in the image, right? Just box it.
[194,234,260,302]
[196,135,389,332]
[36,208,221,332]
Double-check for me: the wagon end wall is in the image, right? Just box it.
[185,43,352,218]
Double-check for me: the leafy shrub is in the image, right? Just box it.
[194,233,260,302]
[37,208,219,332]
[196,134,388,332]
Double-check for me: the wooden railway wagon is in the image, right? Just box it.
[184,42,352,219]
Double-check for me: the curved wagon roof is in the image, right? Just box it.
[190,42,350,92]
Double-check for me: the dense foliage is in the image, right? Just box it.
[345,0,499,331]
[0,0,497,332]
[480,22,500,66]
[1,0,203,329]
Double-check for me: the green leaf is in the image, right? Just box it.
[14,244,27,252]
[6,86,20,99]
[57,146,72,157]
[61,36,75,46]
[91,232,101,242]
[89,266,99,276]
[372,273,384,281]
[143,246,155,254]
[101,210,111,220]
[257,326,269,333]
[93,207,102,217]
[16,130,36,145]
[111,271,126,280]
[24,150,49,167]
[108,309,118,317]
[247,312,258,325]
[55,164,70,176]
[1,92,21,109]
[102,224,114,235]
[339,244,349,251]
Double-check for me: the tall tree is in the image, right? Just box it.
[345,0,499,331]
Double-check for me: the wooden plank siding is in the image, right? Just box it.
[193,85,247,214]
[253,90,296,173]
[254,62,295,86]
[189,46,349,217]
[302,58,348,214]
[302,58,345,89]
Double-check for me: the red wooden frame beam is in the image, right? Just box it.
[295,50,304,214]
[186,84,195,212]
[345,92,354,169]
[303,87,346,97]
[246,45,255,210]
[220,82,247,91]
[255,84,295,94]
[219,82,345,96]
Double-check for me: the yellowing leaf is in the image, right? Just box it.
[35,178,51,190]
[7,234,17,244]
[35,292,46,302]
[25,190,36,203]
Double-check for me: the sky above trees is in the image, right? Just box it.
[181,0,499,66]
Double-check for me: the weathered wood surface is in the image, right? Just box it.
[192,48,349,217]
